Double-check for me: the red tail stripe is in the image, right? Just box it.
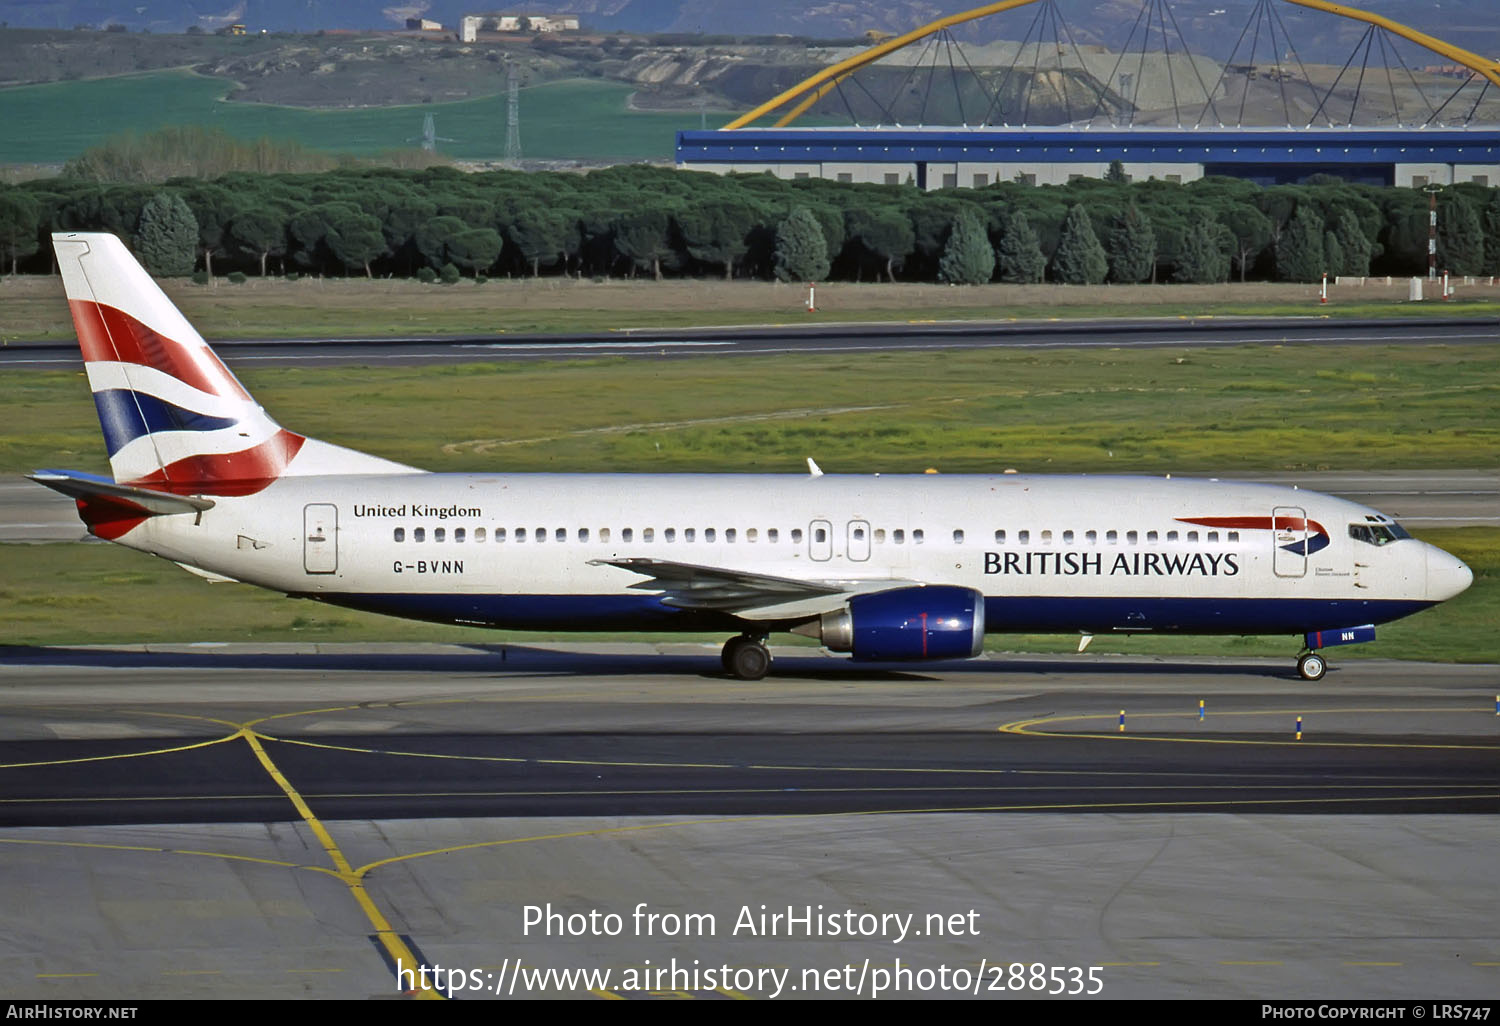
[69,299,251,401]
[127,430,305,496]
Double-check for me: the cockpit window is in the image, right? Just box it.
[1349,523,1406,546]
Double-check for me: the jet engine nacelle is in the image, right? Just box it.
[807,585,986,662]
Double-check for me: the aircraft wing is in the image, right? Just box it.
[588,557,918,620]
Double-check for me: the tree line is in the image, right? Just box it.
[1,163,1497,284]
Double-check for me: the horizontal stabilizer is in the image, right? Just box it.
[30,470,216,515]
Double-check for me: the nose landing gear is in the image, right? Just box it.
[1296,651,1327,681]
[721,634,771,680]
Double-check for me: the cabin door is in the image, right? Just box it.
[809,519,833,561]
[1272,505,1307,578]
[303,503,339,574]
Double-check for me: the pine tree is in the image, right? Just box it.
[1174,214,1232,283]
[1275,207,1324,282]
[1437,193,1484,275]
[995,211,1046,284]
[1105,159,1129,184]
[135,191,198,276]
[937,208,994,284]
[774,207,830,282]
[1332,210,1371,277]
[1050,204,1108,284]
[1106,205,1154,283]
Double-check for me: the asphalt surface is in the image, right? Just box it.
[4,315,1498,367]
[1,645,1497,1000]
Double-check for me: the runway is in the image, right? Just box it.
[1,645,1496,999]
[3,315,1497,368]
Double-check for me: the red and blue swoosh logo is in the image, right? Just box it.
[1177,516,1331,556]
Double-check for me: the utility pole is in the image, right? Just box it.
[1424,182,1444,280]
[504,63,522,168]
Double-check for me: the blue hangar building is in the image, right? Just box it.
[676,126,1500,190]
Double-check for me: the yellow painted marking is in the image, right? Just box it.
[0,733,242,769]
[591,989,625,1000]
[239,727,443,1000]
[1472,962,1500,966]
[0,837,335,875]
[259,735,527,764]
[717,988,751,1000]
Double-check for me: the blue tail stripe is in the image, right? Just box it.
[92,389,240,456]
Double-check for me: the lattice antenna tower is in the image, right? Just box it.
[504,63,523,166]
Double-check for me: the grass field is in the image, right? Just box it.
[0,70,717,163]
[1,339,1496,660]
[4,273,1500,344]
[4,343,1497,477]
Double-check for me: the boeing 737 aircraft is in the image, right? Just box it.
[32,233,1473,681]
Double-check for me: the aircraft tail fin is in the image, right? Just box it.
[51,232,416,496]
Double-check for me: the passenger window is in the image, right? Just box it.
[1187,531,1199,543]
[855,526,867,541]
[994,529,1006,544]
[1167,530,1178,542]
[1207,531,1219,543]
[747,528,758,542]
[497,528,507,542]
[599,528,609,542]
[434,527,446,542]
[1086,530,1098,543]
[875,529,886,543]
[814,527,826,543]
[1063,530,1074,543]
[514,527,524,543]
[768,528,779,543]
[643,528,654,542]
[534,527,545,542]
[952,529,963,544]
[705,528,716,542]
[1018,530,1029,544]
[622,528,634,542]
[727,528,737,542]
[665,528,677,542]
[894,529,905,544]
[913,529,924,544]
[579,528,589,542]
[1041,530,1052,544]
[1127,530,1137,544]
[475,527,486,542]
[555,528,566,542]
[1146,530,1157,543]
[455,528,466,543]
[394,527,405,542]
[791,528,803,543]
[1106,530,1118,544]
[685,528,696,542]
[1227,531,1238,542]
[414,528,425,543]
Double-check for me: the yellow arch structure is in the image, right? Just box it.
[723,0,1500,130]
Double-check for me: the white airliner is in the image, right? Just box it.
[32,233,1473,681]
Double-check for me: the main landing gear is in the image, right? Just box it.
[721,634,771,681]
[1296,651,1327,681]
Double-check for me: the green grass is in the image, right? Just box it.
[0,71,718,163]
[1,528,1493,660]
[5,344,1497,477]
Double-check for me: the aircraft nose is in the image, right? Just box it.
[1425,544,1473,602]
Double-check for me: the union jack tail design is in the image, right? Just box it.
[52,233,413,497]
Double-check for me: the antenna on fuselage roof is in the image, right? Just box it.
[806,458,823,477]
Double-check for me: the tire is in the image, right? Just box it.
[1298,652,1327,681]
[727,638,771,681]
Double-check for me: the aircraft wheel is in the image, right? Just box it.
[723,635,771,681]
[1297,652,1327,681]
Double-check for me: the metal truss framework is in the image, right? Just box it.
[721,0,1500,131]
